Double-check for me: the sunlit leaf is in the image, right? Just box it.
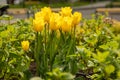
[105,64,115,75]
[0,38,2,48]
[117,71,120,78]
[92,51,109,62]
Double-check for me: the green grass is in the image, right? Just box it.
[10,1,90,9]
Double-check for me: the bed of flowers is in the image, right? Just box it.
[0,7,120,80]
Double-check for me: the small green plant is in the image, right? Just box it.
[47,68,75,80]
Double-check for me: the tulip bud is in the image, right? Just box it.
[21,41,29,51]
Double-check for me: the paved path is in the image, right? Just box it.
[0,0,7,5]
[73,1,111,10]
[75,1,120,20]
[75,1,119,20]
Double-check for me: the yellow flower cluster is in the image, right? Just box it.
[33,7,82,32]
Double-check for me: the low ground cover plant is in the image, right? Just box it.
[0,7,120,80]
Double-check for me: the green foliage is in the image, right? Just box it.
[74,14,120,80]
[0,15,34,80]
[47,68,74,80]
[30,77,43,80]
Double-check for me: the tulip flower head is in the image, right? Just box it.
[41,7,52,23]
[61,17,73,32]
[50,13,61,31]
[60,7,72,17]
[33,18,45,32]
[21,41,29,51]
[72,12,82,26]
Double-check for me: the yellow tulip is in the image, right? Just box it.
[35,12,43,19]
[33,18,45,32]
[61,17,72,32]
[41,7,52,13]
[60,7,72,17]
[72,12,82,26]
[41,7,52,23]
[21,41,29,51]
[50,13,61,31]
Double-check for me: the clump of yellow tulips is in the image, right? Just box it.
[33,7,82,32]
[32,7,82,78]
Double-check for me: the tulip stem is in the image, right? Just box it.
[34,32,40,76]
[43,24,48,77]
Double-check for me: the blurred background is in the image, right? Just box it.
[0,0,120,21]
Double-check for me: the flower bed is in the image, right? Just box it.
[0,7,120,80]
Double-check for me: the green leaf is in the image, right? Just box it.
[108,41,119,50]
[0,38,2,48]
[117,71,120,78]
[9,38,18,42]
[60,72,75,80]
[30,77,43,80]
[0,62,6,69]
[88,60,94,67]
[92,51,109,62]
[105,64,115,75]
[0,69,5,78]
[47,68,74,80]
[99,45,109,50]
[0,30,9,38]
